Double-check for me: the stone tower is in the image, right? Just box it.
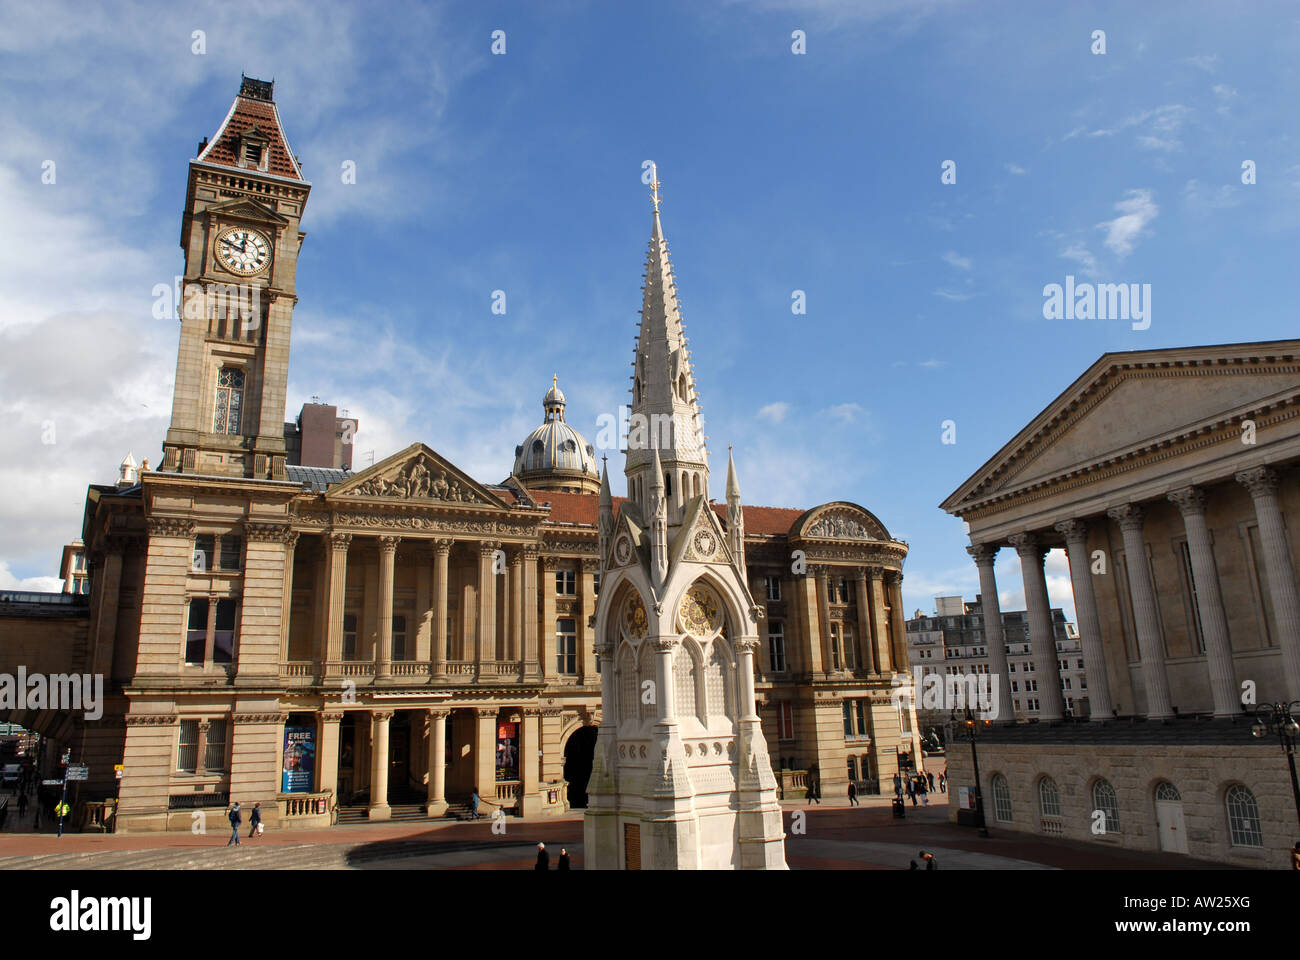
[161,75,310,480]
[585,166,787,870]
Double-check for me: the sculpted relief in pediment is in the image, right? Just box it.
[348,456,483,504]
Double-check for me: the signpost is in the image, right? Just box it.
[66,765,89,781]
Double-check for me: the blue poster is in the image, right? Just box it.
[282,727,316,793]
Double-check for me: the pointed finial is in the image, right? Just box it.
[726,446,741,501]
[649,161,662,214]
[552,373,557,386]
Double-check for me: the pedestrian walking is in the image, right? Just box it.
[17,792,27,817]
[919,778,929,806]
[470,789,481,820]
[848,781,859,806]
[535,842,549,870]
[893,772,902,798]
[248,802,262,838]
[939,772,946,794]
[558,847,571,870]
[927,772,935,792]
[808,775,820,804]
[906,778,916,806]
[227,801,242,846]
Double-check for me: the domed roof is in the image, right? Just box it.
[512,376,599,488]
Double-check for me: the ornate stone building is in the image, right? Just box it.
[0,79,917,835]
[941,340,1300,868]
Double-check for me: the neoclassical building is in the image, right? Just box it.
[0,78,918,835]
[941,340,1300,868]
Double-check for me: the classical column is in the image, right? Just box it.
[476,541,499,675]
[815,566,835,673]
[885,572,908,674]
[966,543,1015,721]
[426,709,448,816]
[868,567,892,673]
[432,539,451,678]
[509,550,523,665]
[319,712,342,800]
[1008,533,1066,720]
[280,531,299,664]
[523,546,541,680]
[800,572,824,676]
[653,637,677,725]
[312,540,329,664]
[520,709,541,817]
[1236,467,1300,700]
[368,711,393,821]
[581,558,599,683]
[1053,522,1115,720]
[854,567,876,674]
[541,556,559,681]
[473,707,498,807]
[195,720,211,777]
[415,543,432,663]
[1167,488,1239,716]
[376,535,398,678]
[1106,505,1174,719]
[325,532,351,671]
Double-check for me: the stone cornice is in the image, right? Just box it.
[125,714,178,726]
[232,712,288,724]
[147,517,196,539]
[245,521,290,543]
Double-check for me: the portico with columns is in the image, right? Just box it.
[941,340,1300,867]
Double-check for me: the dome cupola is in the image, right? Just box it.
[512,375,601,494]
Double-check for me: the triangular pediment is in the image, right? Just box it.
[607,506,649,572]
[326,443,506,507]
[671,496,736,568]
[203,196,290,226]
[942,340,1300,513]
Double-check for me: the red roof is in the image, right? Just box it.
[197,90,304,181]
[538,491,803,536]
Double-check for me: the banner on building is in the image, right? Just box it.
[282,727,316,793]
[496,721,518,781]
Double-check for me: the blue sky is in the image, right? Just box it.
[2,0,1298,622]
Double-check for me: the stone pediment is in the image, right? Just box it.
[942,341,1300,513]
[672,496,736,567]
[203,196,290,226]
[791,502,892,542]
[326,443,505,507]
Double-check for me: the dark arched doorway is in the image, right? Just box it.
[563,726,598,808]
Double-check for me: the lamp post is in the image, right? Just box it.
[1251,700,1300,831]
[952,705,990,838]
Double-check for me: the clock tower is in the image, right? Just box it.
[161,75,310,480]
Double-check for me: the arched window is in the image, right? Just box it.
[637,643,657,724]
[1038,776,1061,818]
[992,774,1013,822]
[681,471,688,501]
[1155,781,1181,803]
[1092,778,1121,832]
[678,374,687,399]
[705,641,735,721]
[213,366,244,434]
[673,641,701,724]
[692,473,701,498]
[1225,784,1263,847]
[617,646,638,725]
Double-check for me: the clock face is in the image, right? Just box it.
[215,227,271,275]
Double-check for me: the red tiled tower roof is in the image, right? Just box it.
[195,76,304,181]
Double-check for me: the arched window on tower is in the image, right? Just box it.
[693,473,700,499]
[213,366,245,435]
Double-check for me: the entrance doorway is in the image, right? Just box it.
[563,726,598,808]
[389,713,413,803]
[1154,782,1187,854]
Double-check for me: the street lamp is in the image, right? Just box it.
[951,705,990,838]
[1251,700,1300,831]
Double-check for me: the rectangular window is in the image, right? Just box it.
[204,718,227,771]
[186,598,209,664]
[219,535,242,572]
[177,720,199,773]
[853,700,867,739]
[778,701,794,741]
[847,757,858,782]
[193,535,214,572]
[555,569,577,596]
[593,572,601,596]
[843,623,856,670]
[243,141,262,164]
[213,367,244,435]
[213,599,236,663]
[842,701,853,738]
[556,618,577,674]
[343,613,358,660]
[765,575,782,602]
[767,621,786,673]
[829,623,842,671]
[392,614,407,661]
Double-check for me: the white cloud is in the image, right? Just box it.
[1097,188,1158,257]
[942,251,972,271]
[1183,178,1240,213]
[933,289,978,302]
[0,562,63,592]
[825,402,865,423]
[1061,242,1099,275]
[1005,162,1027,176]
[757,401,790,423]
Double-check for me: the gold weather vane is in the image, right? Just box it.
[649,162,662,213]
